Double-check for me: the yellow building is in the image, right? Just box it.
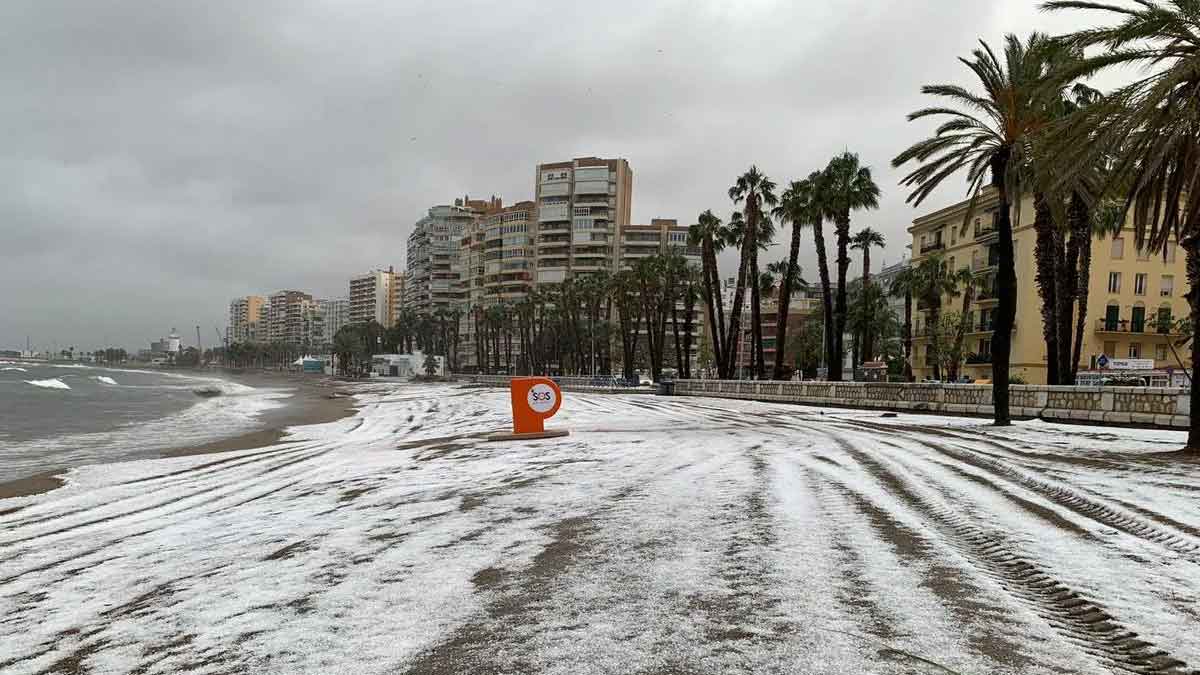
[908,188,1192,384]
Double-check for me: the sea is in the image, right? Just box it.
[0,361,292,484]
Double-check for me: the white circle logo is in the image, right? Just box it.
[527,383,557,414]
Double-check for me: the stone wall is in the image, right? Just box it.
[671,380,1191,429]
[457,374,650,395]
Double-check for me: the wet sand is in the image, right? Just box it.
[0,371,360,501]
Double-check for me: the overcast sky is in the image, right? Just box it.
[1,0,1114,352]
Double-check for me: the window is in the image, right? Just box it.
[1129,343,1141,358]
[1103,341,1117,357]
[1108,272,1121,294]
[1166,245,1177,263]
[1134,273,1147,296]
[1157,306,1173,334]
[1111,237,1125,259]
[1156,344,1168,361]
[1131,305,1146,332]
[1161,275,1174,297]
[1137,244,1150,261]
[979,338,991,356]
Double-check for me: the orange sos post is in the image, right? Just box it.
[488,376,569,440]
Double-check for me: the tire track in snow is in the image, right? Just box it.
[799,460,1047,673]
[834,418,1200,561]
[815,425,1199,675]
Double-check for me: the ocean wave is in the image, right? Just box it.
[25,378,71,390]
[95,376,119,385]
[192,381,257,398]
[2,367,28,372]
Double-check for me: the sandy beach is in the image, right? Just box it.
[0,370,359,501]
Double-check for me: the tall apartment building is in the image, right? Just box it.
[458,200,536,370]
[534,157,633,284]
[908,189,1192,383]
[228,295,265,344]
[349,268,398,326]
[267,290,322,347]
[319,298,349,345]
[618,218,699,268]
[391,272,408,321]
[408,197,499,314]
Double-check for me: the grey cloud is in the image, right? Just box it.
[1,0,1093,351]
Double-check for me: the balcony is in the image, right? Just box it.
[1096,317,1178,334]
[538,204,571,222]
[974,222,998,243]
[920,240,945,255]
[971,257,999,274]
[965,352,993,364]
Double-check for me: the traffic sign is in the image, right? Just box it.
[1097,354,1110,369]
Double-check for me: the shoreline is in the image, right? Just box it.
[0,372,361,502]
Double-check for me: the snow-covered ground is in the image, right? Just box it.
[1,384,1198,674]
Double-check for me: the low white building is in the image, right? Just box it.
[369,350,445,378]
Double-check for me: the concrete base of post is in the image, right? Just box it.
[485,429,570,442]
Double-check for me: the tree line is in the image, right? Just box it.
[888,0,1200,448]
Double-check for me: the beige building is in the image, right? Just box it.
[391,272,408,322]
[349,267,398,326]
[266,290,322,347]
[457,200,536,371]
[228,295,265,344]
[534,157,633,284]
[908,189,1192,384]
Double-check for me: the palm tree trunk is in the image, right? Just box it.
[812,221,835,378]
[929,303,942,381]
[683,292,696,379]
[1072,229,1093,382]
[1065,193,1089,382]
[1033,194,1060,385]
[700,239,725,377]
[991,158,1016,426]
[774,223,803,379]
[904,293,914,382]
[671,302,684,377]
[862,247,873,362]
[833,215,851,381]
[724,236,753,379]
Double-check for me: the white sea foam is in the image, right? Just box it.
[2,366,28,372]
[24,378,70,390]
[94,376,118,385]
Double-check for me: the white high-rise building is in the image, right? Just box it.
[319,298,349,345]
[408,197,499,315]
[534,157,632,285]
[349,268,397,326]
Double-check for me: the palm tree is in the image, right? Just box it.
[818,152,881,381]
[772,177,823,379]
[728,166,779,379]
[689,210,728,377]
[850,227,886,362]
[911,254,967,381]
[948,265,978,382]
[893,33,1061,424]
[1043,0,1200,447]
